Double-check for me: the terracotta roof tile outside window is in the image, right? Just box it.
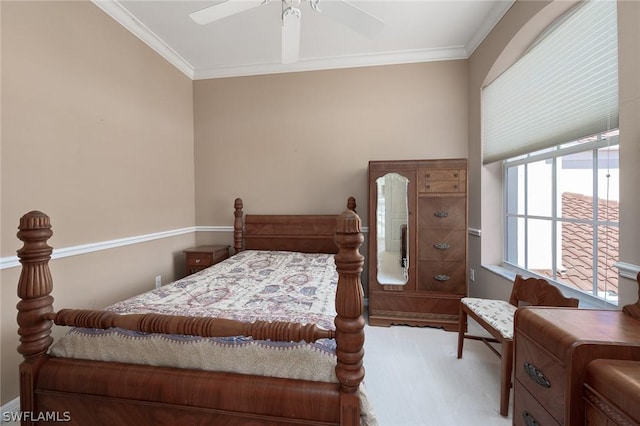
[533,192,619,296]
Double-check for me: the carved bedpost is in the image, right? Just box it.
[16,211,55,358]
[333,209,365,425]
[16,211,55,421]
[234,198,244,253]
[347,196,356,213]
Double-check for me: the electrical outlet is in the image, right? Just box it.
[469,268,475,282]
[155,275,162,289]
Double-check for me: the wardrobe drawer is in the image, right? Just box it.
[418,169,466,193]
[515,332,566,423]
[417,261,466,294]
[418,229,466,261]
[418,196,466,229]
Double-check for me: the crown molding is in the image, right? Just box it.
[465,0,516,56]
[192,46,469,80]
[91,0,195,79]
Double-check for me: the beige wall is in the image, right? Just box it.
[192,62,470,231]
[467,0,640,304]
[1,1,195,403]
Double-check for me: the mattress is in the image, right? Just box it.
[50,250,339,382]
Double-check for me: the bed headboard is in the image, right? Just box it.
[234,197,356,254]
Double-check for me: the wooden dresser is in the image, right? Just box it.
[514,307,640,425]
[368,159,467,331]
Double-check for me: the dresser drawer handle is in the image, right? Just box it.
[434,274,450,282]
[524,362,551,388]
[433,211,449,218]
[195,259,201,264]
[522,411,539,426]
[433,242,450,250]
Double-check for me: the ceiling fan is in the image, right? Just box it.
[189,0,384,64]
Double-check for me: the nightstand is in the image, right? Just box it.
[183,245,230,276]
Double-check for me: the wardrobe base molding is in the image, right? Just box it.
[368,292,462,331]
[368,312,459,330]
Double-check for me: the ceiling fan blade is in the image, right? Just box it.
[313,0,384,38]
[282,7,301,64]
[190,0,265,25]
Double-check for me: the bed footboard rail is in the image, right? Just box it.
[41,309,334,343]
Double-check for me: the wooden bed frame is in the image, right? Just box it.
[16,197,365,425]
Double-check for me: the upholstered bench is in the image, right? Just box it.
[457,275,579,416]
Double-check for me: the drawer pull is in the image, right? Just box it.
[433,242,450,250]
[522,411,539,426]
[524,362,551,388]
[434,211,449,218]
[434,274,450,282]
[195,259,201,264]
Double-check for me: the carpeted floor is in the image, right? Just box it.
[363,316,513,426]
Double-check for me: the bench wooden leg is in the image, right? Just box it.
[499,339,514,416]
[457,304,467,359]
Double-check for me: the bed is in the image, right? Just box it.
[15,197,370,425]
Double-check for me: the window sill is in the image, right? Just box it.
[481,264,618,310]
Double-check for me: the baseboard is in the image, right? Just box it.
[0,397,19,423]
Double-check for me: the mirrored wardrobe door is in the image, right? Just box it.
[375,172,409,286]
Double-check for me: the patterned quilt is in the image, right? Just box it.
[50,250,339,381]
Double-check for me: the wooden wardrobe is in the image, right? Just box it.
[368,159,468,331]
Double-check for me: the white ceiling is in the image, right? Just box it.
[93,0,515,80]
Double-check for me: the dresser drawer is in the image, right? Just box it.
[514,381,561,426]
[183,245,230,276]
[515,332,566,423]
[584,359,640,425]
[186,253,213,267]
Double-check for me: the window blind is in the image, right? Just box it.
[482,0,618,164]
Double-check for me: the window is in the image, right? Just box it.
[504,131,619,303]
[481,0,619,303]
